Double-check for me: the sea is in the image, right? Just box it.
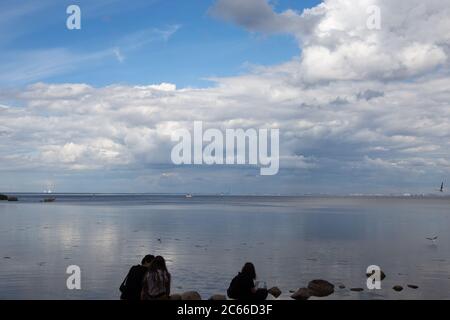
[1,194,449,300]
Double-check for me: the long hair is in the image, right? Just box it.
[241,262,256,280]
[148,256,168,272]
[141,254,155,265]
[146,256,170,294]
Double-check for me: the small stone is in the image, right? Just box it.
[268,286,282,298]
[350,288,364,292]
[407,284,419,289]
[393,285,403,292]
[181,291,202,300]
[307,279,335,297]
[170,294,182,300]
[338,285,346,289]
[209,294,226,300]
[291,288,311,300]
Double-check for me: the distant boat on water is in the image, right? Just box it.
[436,182,444,193]
[185,194,193,198]
[41,198,56,203]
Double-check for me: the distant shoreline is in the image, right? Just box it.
[1,192,450,199]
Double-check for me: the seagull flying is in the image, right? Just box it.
[426,236,438,243]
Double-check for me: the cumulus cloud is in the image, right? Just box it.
[1,0,450,193]
[209,0,322,37]
[212,0,449,82]
[2,73,450,188]
[300,0,449,81]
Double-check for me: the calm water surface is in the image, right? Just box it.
[1,195,449,300]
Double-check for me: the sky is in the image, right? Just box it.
[1,0,450,194]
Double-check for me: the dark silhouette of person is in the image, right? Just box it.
[141,256,171,300]
[227,262,268,301]
[120,254,154,300]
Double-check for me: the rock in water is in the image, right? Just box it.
[291,288,311,300]
[181,291,202,300]
[393,285,403,292]
[307,280,335,297]
[209,294,226,300]
[338,285,346,289]
[350,288,364,292]
[170,294,182,300]
[366,269,386,281]
[7,196,18,201]
[407,284,419,289]
[268,287,282,298]
[0,194,8,201]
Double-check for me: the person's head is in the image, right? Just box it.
[141,255,155,267]
[241,262,256,280]
[148,255,168,272]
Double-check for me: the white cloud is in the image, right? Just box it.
[113,48,125,63]
[1,0,450,192]
[209,0,322,37]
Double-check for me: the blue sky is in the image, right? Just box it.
[1,0,450,194]
[1,0,320,88]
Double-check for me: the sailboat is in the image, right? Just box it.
[439,182,444,193]
[185,193,193,198]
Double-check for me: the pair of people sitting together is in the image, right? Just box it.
[120,255,267,301]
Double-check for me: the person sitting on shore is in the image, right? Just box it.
[120,254,154,300]
[141,255,171,300]
[227,262,268,301]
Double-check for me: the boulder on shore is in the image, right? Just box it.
[209,294,226,300]
[169,294,182,300]
[7,196,18,202]
[268,287,282,298]
[307,279,335,297]
[407,284,419,289]
[393,285,403,292]
[181,291,202,300]
[291,288,311,300]
[0,194,8,201]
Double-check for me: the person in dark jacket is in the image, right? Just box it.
[227,262,268,301]
[120,255,154,300]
